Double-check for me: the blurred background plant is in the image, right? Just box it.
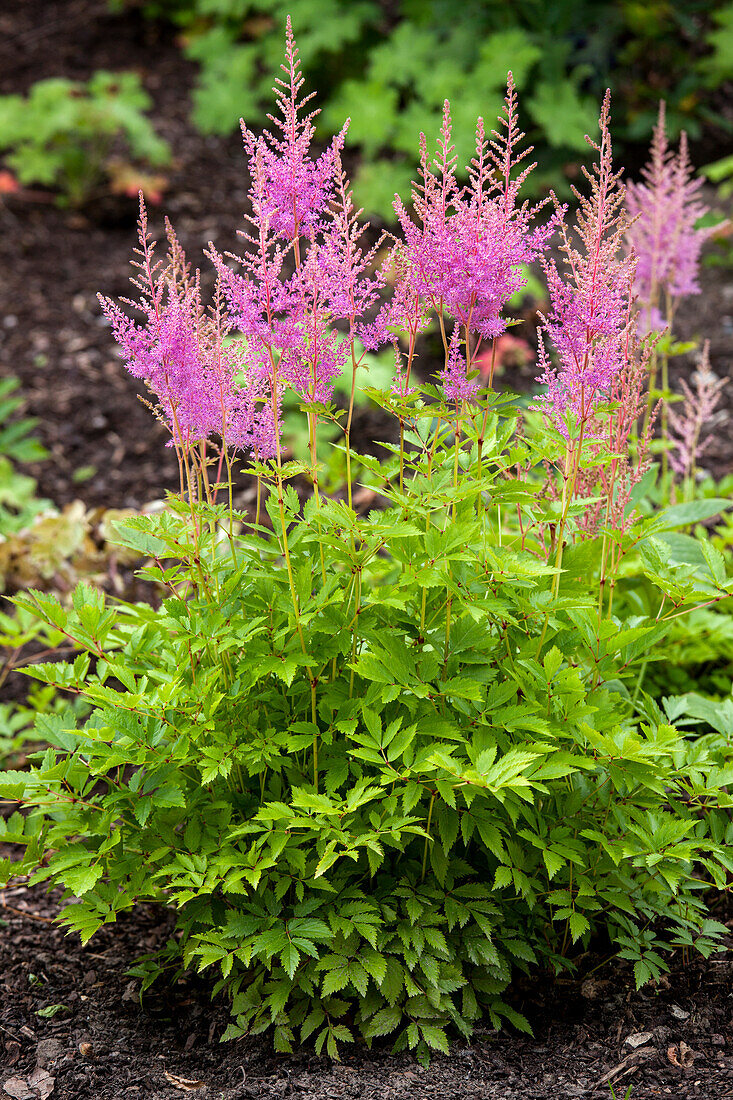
[0,377,48,535]
[0,379,63,766]
[0,376,145,767]
[0,70,170,206]
[108,0,733,218]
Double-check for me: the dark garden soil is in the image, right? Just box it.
[2,3,733,1098]
[0,880,731,1100]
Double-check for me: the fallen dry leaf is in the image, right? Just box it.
[679,1040,695,1066]
[163,1071,205,1092]
[27,1069,54,1100]
[2,1078,34,1100]
[625,1031,654,1049]
[667,1041,695,1068]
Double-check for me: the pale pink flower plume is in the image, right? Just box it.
[668,341,727,484]
[626,102,717,328]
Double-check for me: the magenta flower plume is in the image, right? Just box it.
[317,153,386,349]
[534,92,634,438]
[626,103,716,327]
[212,160,371,412]
[99,199,275,456]
[392,77,549,401]
[214,27,391,425]
[240,15,347,248]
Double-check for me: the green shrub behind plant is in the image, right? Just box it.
[0,71,170,206]
[117,0,733,217]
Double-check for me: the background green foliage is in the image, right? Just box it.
[118,0,733,216]
[0,378,48,537]
[0,381,61,766]
[0,381,125,767]
[0,71,170,206]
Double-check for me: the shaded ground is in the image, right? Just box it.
[0,881,731,1099]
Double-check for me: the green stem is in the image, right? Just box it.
[344,339,361,512]
[476,335,498,479]
[552,418,586,600]
[536,417,586,659]
[348,569,362,699]
[271,357,319,789]
[308,406,327,586]
[421,792,437,882]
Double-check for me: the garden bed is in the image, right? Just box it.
[2,5,733,1100]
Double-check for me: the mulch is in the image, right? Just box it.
[1,3,733,1098]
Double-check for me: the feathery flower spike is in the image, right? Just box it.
[626,102,718,328]
[534,92,634,438]
[668,341,727,486]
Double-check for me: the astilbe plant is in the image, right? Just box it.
[668,341,727,500]
[2,28,732,1065]
[626,102,716,334]
[625,103,724,469]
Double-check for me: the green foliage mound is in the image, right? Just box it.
[3,403,733,1060]
[0,71,170,206]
